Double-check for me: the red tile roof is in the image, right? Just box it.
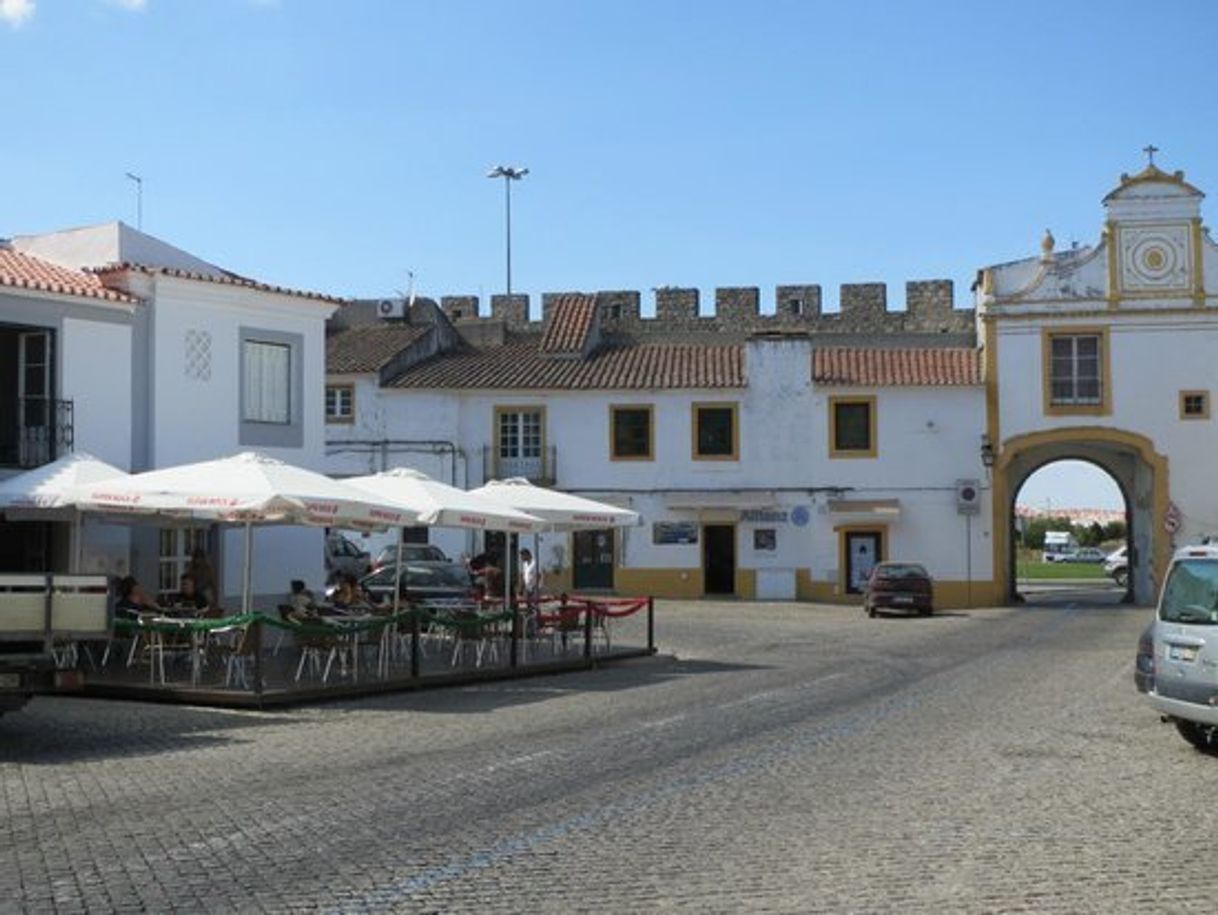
[0,247,138,304]
[813,347,982,386]
[389,340,744,390]
[327,324,432,374]
[539,293,597,355]
[90,263,345,304]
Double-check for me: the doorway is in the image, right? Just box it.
[703,524,736,595]
[844,530,883,594]
[573,529,614,590]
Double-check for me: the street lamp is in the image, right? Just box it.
[487,165,528,296]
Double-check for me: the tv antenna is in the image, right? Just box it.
[124,172,143,230]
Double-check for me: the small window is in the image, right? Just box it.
[243,340,291,424]
[611,406,653,460]
[325,384,355,423]
[829,396,876,458]
[607,303,622,320]
[754,529,777,551]
[787,297,802,315]
[1181,390,1210,420]
[692,403,738,460]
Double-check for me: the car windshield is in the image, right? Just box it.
[1160,559,1218,624]
[875,564,927,580]
[377,545,447,563]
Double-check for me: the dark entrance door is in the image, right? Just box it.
[703,524,736,595]
[845,531,883,594]
[573,529,614,590]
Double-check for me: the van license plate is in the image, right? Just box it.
[0,673,21,690]
[1169,645,1199,663]
[892,595,913,604]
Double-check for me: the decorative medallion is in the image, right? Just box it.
[1119,224,1191,294]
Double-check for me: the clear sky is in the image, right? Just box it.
[3,0,1212,510]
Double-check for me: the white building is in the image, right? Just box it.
[0,222,340,601]
[324,287,990,606]
[327,157,1218,608]
[980,159,1218,604]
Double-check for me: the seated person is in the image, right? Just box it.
[477,553,505,601]
[167,572,210,614]
[330,573,374,612]
[288,579,320,620]
[114,575,160,618]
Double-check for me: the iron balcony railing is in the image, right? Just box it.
[483,444,557,485]
[0,397,74,469]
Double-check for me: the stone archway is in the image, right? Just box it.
[992,427,1169,606]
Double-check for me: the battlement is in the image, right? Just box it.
[437,281,973,338]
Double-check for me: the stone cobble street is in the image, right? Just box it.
[1,595,1211,913]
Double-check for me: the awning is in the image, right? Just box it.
[664,490,780,511]
[827,498,901,522]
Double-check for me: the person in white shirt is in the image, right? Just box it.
[519,548,541,608]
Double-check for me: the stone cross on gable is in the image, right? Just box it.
[1143,144,1160,166]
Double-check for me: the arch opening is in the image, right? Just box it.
[1012,458,1130,605]
[993,427,1168,607]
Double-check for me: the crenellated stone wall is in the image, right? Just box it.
[439,280,974,340]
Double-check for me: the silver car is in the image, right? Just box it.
[1145,545,1218,751]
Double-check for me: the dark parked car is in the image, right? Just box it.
[370,543,450,573]
[864,562,934,617]
[357,561,475,606]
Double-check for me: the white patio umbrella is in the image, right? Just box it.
[72,452,416,612]
[468,478,640,599]
[0,451,129,572]
[344,468,545,615]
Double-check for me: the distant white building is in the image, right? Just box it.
[0,222,340,601]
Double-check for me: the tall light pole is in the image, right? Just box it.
[487,165,528,295]
[124,171,143,231]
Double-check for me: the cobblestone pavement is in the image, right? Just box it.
[1,595,1209,913]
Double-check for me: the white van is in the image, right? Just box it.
[1041,530,1078,563]
[1145,544,1218,750]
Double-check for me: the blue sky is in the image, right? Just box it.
[4,0,1209,510]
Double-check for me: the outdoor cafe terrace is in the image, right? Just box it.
[0,452,654,706]
[76,592,657,706]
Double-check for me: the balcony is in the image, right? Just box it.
[0,398,74,469]
[483,445,557,485]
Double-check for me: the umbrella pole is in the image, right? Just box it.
[74,511,84,574]
[242,520,253,615]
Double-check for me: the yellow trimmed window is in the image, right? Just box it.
[610,405,654,460]
[692,403,739,460]
[829,396,876,458]
[1043,328,1110,415]
[1180,390,1210,420]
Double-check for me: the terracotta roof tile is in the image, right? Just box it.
[539,293,597,354]
[90,262,345,304]
[813,347,982,386]
[0,247,137,304]
[389,340,744,391]
[327,324,432,374]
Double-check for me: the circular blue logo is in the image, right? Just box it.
[791,505,810,527]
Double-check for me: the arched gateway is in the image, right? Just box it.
[992,428,1169,605]
[978,155,1216,608]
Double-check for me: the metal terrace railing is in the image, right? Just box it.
[0,398,74,469]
